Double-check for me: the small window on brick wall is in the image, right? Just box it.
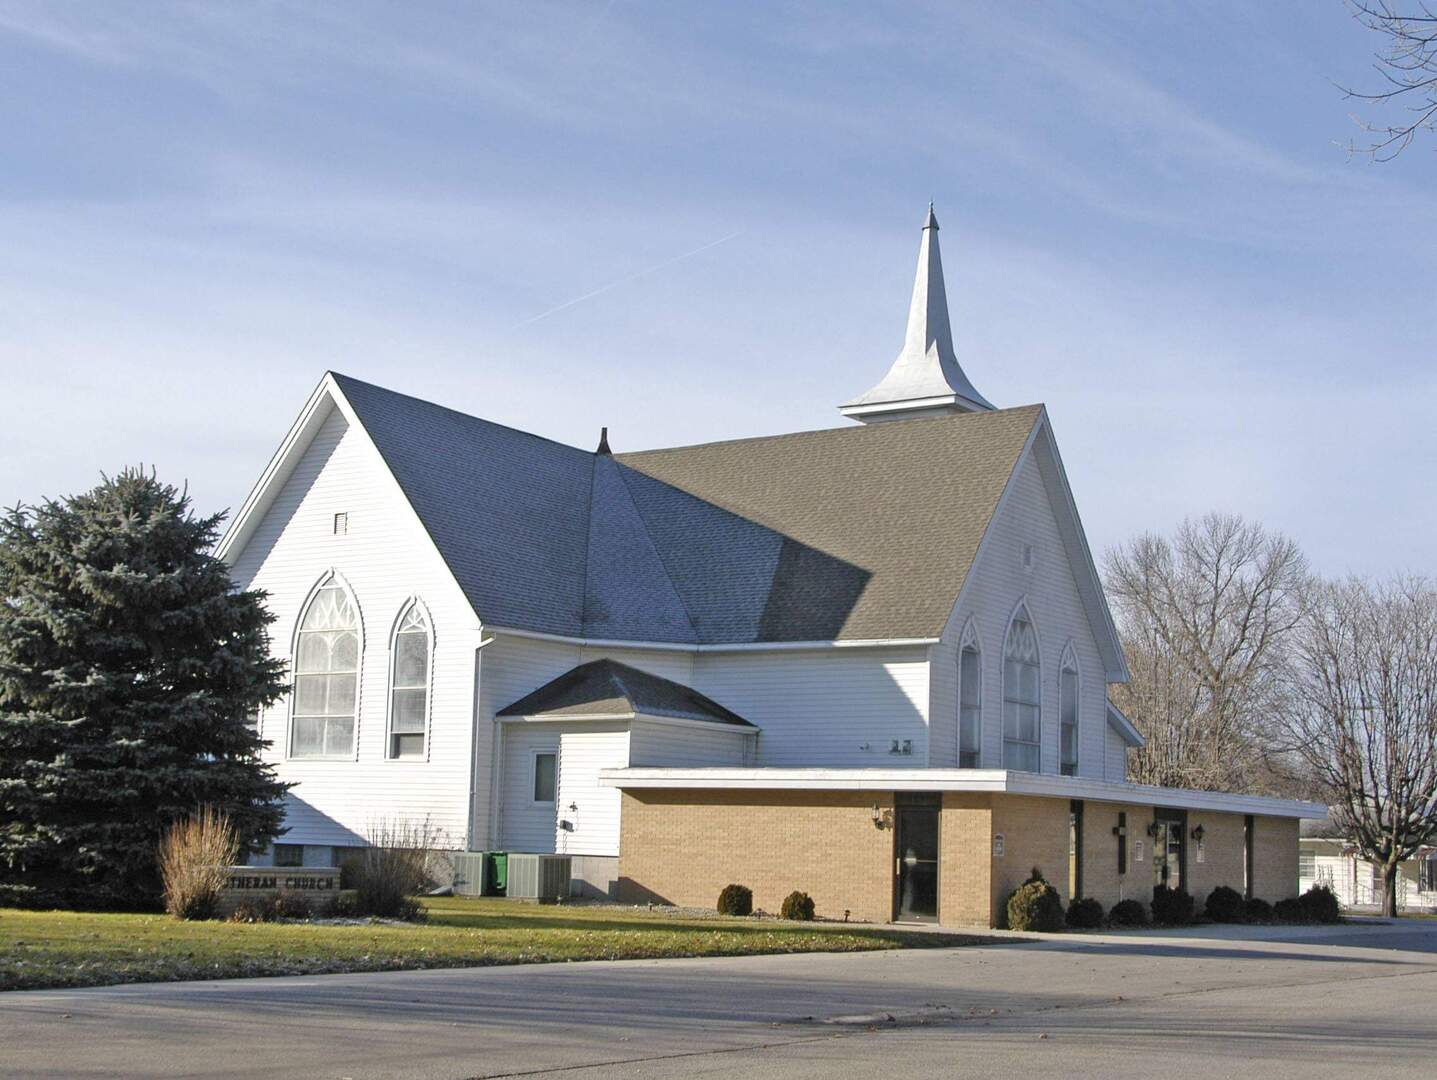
[333,512,348,535]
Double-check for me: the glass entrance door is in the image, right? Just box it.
[1153,809,1187,892]
[894,794,940,922]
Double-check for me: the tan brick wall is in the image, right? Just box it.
[617,788,1304,928]
[1078,801,1154,910]
[617,789,895,923]
[939,793,993,927]
[990,795,1072,917]
[1252,815,1299,902]
[1185,811,1247,904]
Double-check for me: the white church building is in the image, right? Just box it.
[219,208,1322,927]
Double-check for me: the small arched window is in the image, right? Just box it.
[1003,606,1041,772]
[292,580,360,758]
[388,601,431,759]
[958,622,981,768]
[1060,644,1079,776]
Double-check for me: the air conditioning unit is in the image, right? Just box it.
[506,854,572,902]
[451,852,486,897]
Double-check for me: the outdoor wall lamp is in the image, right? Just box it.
[1190,824,1205,843]
[871,805,893,830]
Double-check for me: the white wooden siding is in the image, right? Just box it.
[628,719,750,767]
[942,443,1110,779]
[473,634,695,848]
[927,639,959,767]
[228,403,482,851]
[693,647,929,766]
[497,723,564,853]
[497,721,629,857]
[1103,723,1129,782]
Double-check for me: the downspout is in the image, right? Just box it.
[464,634,497,852]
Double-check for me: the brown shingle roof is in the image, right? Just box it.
[616,405,1042,642]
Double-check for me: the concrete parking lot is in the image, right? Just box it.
[3,918,1435,1079]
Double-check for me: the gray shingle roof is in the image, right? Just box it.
[497,659,755,727]
[332,373,1040,645]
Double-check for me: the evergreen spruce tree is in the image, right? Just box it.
[0,468,289,909]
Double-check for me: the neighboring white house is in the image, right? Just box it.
[218,207,1322,922]
[1300,837,1437,913]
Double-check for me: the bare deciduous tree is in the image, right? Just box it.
[1278,576,1437,917]
[1343,2,1437,159]
[1105,513,1308,792]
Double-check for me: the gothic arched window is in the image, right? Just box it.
[292,578,360,758]
[1060,644,1079,776]
[958,621,982,768]
[1003,606,1041,772]
[388,601,431,759]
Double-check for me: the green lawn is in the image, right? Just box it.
[0,898,982,992]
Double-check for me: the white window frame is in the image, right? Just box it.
[531,748,558,806]
[1420,854,1437,893]
[1059,642,1080,777]
[287,570,363,762]
[384,598,434,762]
[1002,600,1042,773]
[958,619,982,768]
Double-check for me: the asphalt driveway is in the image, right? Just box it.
[3,918,1435,1079]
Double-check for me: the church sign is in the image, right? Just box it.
[216,866,341,916]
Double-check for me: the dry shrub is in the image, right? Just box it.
[351,817,442,920]
[159,807,239,920]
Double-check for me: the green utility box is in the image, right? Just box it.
[484,851,508,897]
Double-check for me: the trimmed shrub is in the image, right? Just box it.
[228,891,320,923]
[1109,898,1148,927]
[159,808,239,920]
[1150,886,1195,926]
[270,891,313,920]
[780,891,816,921]
[1204,885,1246,924]
[1006,872,1064,932]
[717,883,753,916]
[319,890,361,918]
[1244,896,1273,923]
[1066,896,1105,929]
[1298,884,1341,924]
[1273,896,1304,923]
[229,896,276,923]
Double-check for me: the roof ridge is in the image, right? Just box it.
[577,452,599,636]
[328,371,593,459]
[617,403,1044,461]
[608,458,702,643]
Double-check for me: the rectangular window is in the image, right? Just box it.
[1117,811,1128,876]
[1299,849,1316,880]
[532,751,557,803]
[1059,667,1078,776]
[1244,815,1255,899]
[958,647,981,768]
[273,843,303,867]
[1069,800,1084,900]
[1420,857,1437,893]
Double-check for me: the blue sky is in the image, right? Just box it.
[0,2,1431,576]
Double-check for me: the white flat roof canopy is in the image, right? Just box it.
[599,767,1327,820]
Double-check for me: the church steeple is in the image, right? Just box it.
[840,205,995,423]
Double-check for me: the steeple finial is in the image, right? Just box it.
[839,204,994,423]
[596,426,611,455]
